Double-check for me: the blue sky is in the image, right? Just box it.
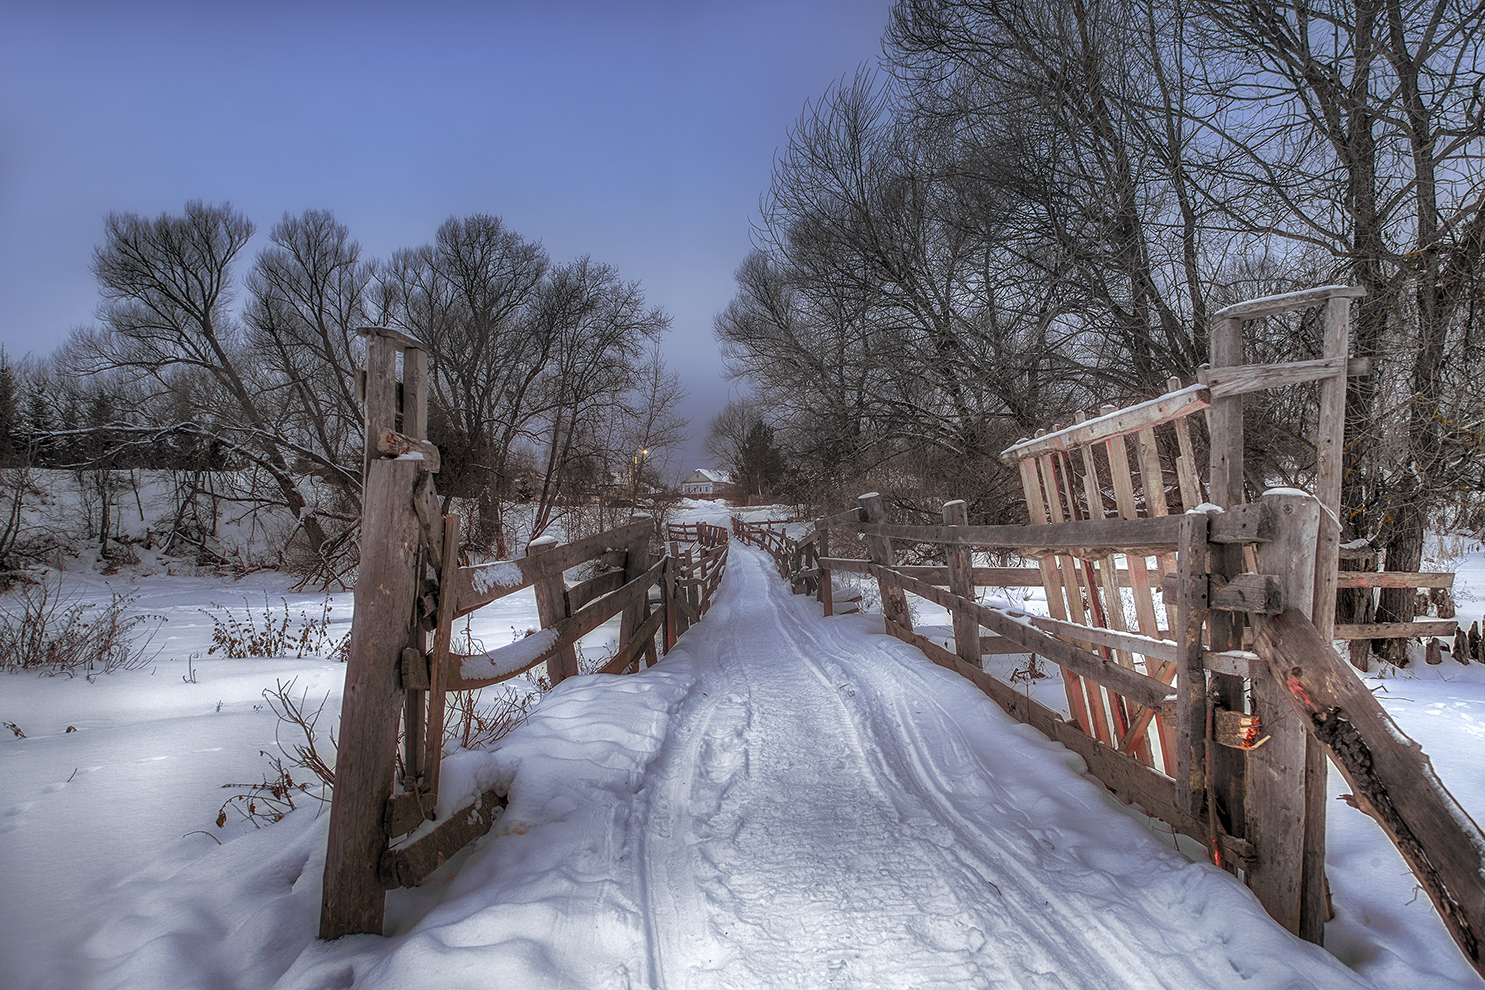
[0,0,893,465]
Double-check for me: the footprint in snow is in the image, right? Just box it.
[0,802,34,830]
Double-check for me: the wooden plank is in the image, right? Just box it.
[1208,502,1276,544]
[1040,453,1107,743]
[567,569,627,612]
[943,500,980,667]
[1161,572,1284,613]
[1169,378,1204,511]
[1019,612,1178,663]
[1246,491,1322,939]
[661,553,677,651]
[383,789,434,838]
[872,565,1174,712]
[1212,284,1366,321]
[1334,620,1459,639]
[817,525,834,615]
[814,506,866,530]
[361,334,398,483]
[599,605,666,675]
[527,535,578,684]
[1173,513,1209,816]
[859,494,911,634]
[445,557,666,691]
[1335,571,1456,589]
[453,520,651,617]
[1200,356,1346,398]
[1255,609,1485,977]
[401,346,428,440]
[380,788,506,889]
[355,323,428,350]
[376,431,441,474]
[1002,385,1211,461]
[855,514,1184,554]
[818,560,1045,587]
[321,456,422,939]
[1312,293,1351,644]
[423,513,461,806]
[1205,649,1259,679]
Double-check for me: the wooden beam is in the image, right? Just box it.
[1246,491,1322,940]
[1255,609,1485,978]
[528,535,578,684]
[871,564,1175,711]
[379,789,506,889]
[1173,513,1210,816]
[566,569,627,612]
[375,431,441,473]
[355,324,428,350]
[1001,385,1211,461]
[943,500,980,667]
[814,506,866,530]
[1200,356,1347,398]
[423,513,461,808]
[320,456,423,939]
[452,520,652,618]
[599,605,666,675]
[1208,501,1276,544]
[859,494,912,634]
[856,513,1184,556]
[1334,620,1459,640]
[1211,284,1366,321]
[446,557,666,691]
[1334,571,1455,589]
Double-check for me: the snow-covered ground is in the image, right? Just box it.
[3,502,1484,988]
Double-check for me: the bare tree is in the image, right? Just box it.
[1194,0,1485,657]
[88,201,334,559]
[245,210,370,503]
[379,215,550,554]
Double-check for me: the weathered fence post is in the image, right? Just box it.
[321,333,423,939]
[619,515,654,669]
[859,493,911,635]
[423,512,460,804]
[1206,312,1251,859]
[1247,489,1325,940]
[943,500,979,668]
[1173,511,1210,818]
[661,551,677,652]
[817,522,834,617]
[528,534,579,683]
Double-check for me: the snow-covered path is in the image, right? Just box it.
[280,544,1372,989]
[629,546,1367,989]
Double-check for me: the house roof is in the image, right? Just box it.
[683,468,732,484]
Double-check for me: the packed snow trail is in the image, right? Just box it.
[630,546,1365,989]
[281,544,1371,989]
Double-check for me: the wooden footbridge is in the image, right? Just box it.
[323,287,1485,980]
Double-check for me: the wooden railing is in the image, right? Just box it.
[320,328,730,939]
[761,487,1485,977]
[664,522,729,638]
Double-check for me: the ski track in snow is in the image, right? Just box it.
[625,546,1370,990]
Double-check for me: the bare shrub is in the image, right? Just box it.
[216,677,336,830]
[216,752,316,829]
[201,594,346,659]
[445,686,538,751]
[0,576,164,678]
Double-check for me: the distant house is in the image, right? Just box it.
[680,468,734,499]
